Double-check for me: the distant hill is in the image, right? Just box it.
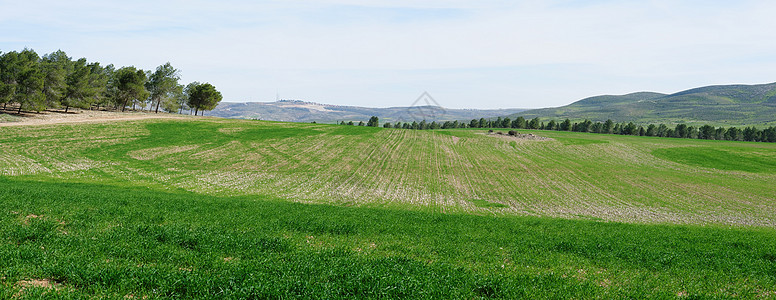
[509,82,776,126]
[209,100,527,123]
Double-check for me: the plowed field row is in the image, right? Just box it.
[1,118,775,226]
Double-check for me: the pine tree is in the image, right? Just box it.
[41,50,71,109]
[559,119,571,131]
[366,116,379,127]
[15,49,46,113]
[603,119,614,134]
[146,62,181,113]
[514,116,526,129]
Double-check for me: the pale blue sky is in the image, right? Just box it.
[2,0,775,109]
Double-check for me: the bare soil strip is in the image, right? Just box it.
[0,109,191,127]
[480,131,554,141]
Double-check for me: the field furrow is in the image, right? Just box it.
[1,118,775,226]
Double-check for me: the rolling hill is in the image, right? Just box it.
[1,117,775,298]
[509,82,776,126]
[212,82,776,127]
[208,100,527,123]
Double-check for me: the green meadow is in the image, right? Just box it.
[1,118,775,298]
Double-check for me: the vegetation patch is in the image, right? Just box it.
[328,125,383,136]
[506,82,776,125]
[554,137,609,146]
[1,178,775,298]
[469,199,508,208]
[0,113,22,123]
[652,146,776,173]
[435,130,476,138]
[2,118,775,225]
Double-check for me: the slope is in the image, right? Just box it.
[1,118,774,226]
[1,118,776,298]
[511,82,776,125]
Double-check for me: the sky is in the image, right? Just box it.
[2,0,776,109]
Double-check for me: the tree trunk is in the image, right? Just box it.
[18,103,22,114]
[155,99,161,113]
[65,106,69,113]
[122,99,129,112]
[194,107,198,116]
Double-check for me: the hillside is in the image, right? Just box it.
[209,100,526,123]
[1,118,775,298]
[2,118,772,225]
[510,82,776,126]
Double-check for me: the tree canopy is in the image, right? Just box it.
[342,113,776,144]
[367,116,379,127]
[0,48,218,115]
[187,82,223,116]
[146,62,181,113]
[111,66,148,112]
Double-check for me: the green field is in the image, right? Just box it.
[1,118,776,298]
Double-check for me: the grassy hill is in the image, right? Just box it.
[1,118,775,298]
[510,82,776,126]
[209,100,526,123]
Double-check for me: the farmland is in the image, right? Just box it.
[1,117,776,298]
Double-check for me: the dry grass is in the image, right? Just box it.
[12,278,64,298]
[16,279,61,290]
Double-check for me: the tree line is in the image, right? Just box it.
[339,116,380,127]
[0,48,222,115]
[342,115,776,143]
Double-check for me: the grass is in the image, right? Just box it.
[2,119,775,225]
[469,199,508,208]
[0,113,22,123]
[1,178,775,298]
[1,118,776,298]
[653,146,776,173]
[554,137,609,146]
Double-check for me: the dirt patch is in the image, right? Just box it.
[0,109,193,127]
[21,214,41,225]
[481,131,553,141]
[0,154,52,176]
[13,278,64,297]
[17,279,61,290]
